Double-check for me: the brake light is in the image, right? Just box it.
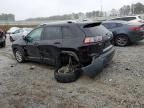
[129,26,141,31]
[84,36,103,44]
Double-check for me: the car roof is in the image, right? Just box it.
[103,20,143,26]
[110,15,141,20]
[38,20,101,27]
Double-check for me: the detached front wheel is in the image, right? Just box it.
[54,56,81,83]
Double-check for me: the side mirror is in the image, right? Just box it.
[22,35,28,41]
[23,36,32,42]
[22,35,25,39]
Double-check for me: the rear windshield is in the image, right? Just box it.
[83,24,110,37]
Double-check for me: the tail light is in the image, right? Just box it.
[84,36,103,44]
[129,26,143,31]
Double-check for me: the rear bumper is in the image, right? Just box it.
[129,33,144,42]
[82,45,115,77]
[131,36,144,42]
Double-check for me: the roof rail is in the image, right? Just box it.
[39,23,47,26]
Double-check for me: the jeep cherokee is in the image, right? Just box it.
[12,21,115,83]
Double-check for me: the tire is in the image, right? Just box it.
[14,48,25,63]
[1,41,6,48]
[115,35,129,47]
[54,56,81,83]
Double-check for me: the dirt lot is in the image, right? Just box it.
[0,38,144,108]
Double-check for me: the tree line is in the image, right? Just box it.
[0,14,15,21]
[112,2,144,16]
[1,2,144,22]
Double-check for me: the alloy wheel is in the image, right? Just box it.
[15,50,23,62]
[116,36,128,46]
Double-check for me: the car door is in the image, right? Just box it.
[103,23,118,35]
[25,27,43,61]
[39,26,62,65]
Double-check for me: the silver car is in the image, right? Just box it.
[9,28,33,42]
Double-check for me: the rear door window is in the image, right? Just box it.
[43,26,62,40]
[121,17,136,21]
[112,17,136,21]
[62,27,74,38]
[14,29,23,34]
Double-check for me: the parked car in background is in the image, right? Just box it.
[102,20,144,46]
[0,29,6,48]
[7,27,20,35]
[110,15,144,24]
[12,21,114,83]
[9,28,33,42]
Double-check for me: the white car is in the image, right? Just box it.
[111,15,144,24]
[9,28,33,42]
[7,27,20,34]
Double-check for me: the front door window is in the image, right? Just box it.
[27,28,43,42]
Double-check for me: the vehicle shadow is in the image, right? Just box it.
[129,40,144,47]
[24,61,55,70]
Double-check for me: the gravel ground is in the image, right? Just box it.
[0,38,144,108]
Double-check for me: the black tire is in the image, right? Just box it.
[54,69,81,83]
[54,56,81,83]
[115,35,129,47]
[14,48,25,63]
[1,41,6,48]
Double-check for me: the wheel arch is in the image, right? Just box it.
[55,50,80,67]
[12,46,26,56]
[115,33,129,38]
[60,51,79,62]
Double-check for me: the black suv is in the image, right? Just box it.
[12,21,115,83]
[0,30,6,48]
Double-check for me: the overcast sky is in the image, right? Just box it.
[0,0,143,20]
